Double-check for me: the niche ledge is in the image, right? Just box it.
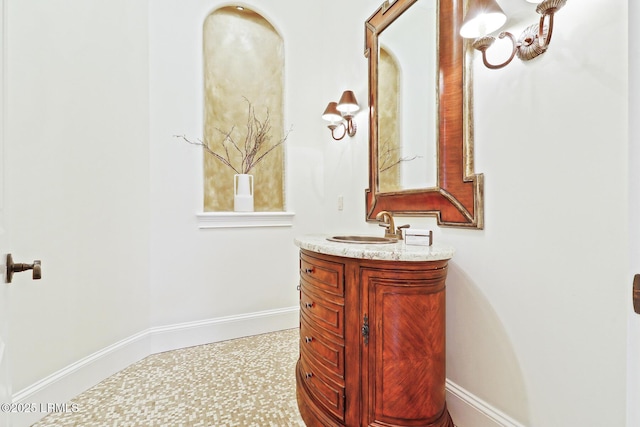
[197,211,295,229]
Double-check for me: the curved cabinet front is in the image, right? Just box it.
[296,248,454,427]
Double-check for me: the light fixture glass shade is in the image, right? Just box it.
[336,90,359,114]
[322,102,343,123]
[459,0,507,38]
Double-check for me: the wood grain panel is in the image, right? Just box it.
[297,249,453,427]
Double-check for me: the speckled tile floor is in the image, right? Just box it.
[32,328,304,427]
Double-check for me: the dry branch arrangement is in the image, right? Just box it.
[176,98,291,174]
[378,138,421,173]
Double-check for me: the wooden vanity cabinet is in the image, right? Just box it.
[296,249,454,427]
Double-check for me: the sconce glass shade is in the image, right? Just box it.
[322,102,343,123]
[460,0,507,38]
[336,90,359,114]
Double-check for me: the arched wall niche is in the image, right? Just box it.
[203,6,285,212]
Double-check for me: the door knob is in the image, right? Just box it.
[634,274,640,315]
[6,254,42,283]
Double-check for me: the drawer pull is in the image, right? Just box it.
[304,336,313,343]
[296,284,301,291]
[304,302,315,309]
[305,372,313,379]
[304,267,315,274]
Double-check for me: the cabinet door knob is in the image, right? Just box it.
[305,302,314,309]
[305,372,313,379]
[305,336,313,343]
[362,314,369,345]
[304,267,315,274]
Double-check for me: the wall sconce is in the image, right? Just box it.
[322,90,359,140]
[460,0,567,70]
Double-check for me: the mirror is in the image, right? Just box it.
[365,0,484,228]
[377,1,438,193]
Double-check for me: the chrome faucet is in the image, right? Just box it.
[375,210,410,240]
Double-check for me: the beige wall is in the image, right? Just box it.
[431,1,628,425]
[628,3,640,425]
[6,0,150,392]
[154,0,629,424]
[5,1,631,426]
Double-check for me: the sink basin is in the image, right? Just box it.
[327,235,398,244]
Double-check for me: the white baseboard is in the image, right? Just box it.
[10,306,299,427]
[10,309,524,427]
[446,379,527,427]
[148,306,299,354]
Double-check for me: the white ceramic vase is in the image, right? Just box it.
[234,174,254,212]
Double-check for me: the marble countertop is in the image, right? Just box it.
[294,234,455,262]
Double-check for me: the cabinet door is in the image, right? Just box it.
[361,267,448,427]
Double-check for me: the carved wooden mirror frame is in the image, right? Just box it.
[365,0,484,228]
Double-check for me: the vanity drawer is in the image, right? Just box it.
[298,354,345,422]
[300,287,345,339]
[300,317,345,379]
[300,251,344,297]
